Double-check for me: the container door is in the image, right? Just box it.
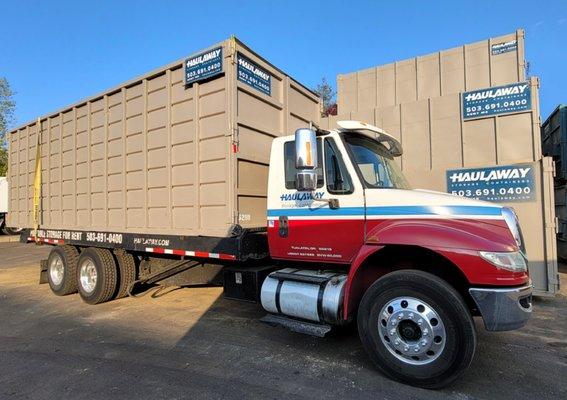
[268,136,365,263]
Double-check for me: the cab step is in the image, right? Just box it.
[260,314,332,337]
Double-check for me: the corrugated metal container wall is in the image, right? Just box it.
[542,105,567,259]
[233,45,320,230]
[323,30,559,295]
[542,105,567,181]
[324,78,541,183]
[7,38,320,238]
[338,30,526,113]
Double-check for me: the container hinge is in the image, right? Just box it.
[546,218,557,232]
[543,161,555,173]
[228,35,237,60]
[548,272,560,286]
[230,127,239,153]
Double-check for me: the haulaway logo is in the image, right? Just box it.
[280,192,325,201]
[237,56,270,81]
[449,167,531,183]
[464,83,528,102]
[186,48,221,67]
[491,40,517,55]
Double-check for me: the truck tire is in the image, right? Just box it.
[357,270,476,389]
[47,245,80,296]
[2,226,22,235]
[113,249,137,299]
[76,247,118,305]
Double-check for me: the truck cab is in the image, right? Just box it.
[262,121,532,388]
[0,177,22,235]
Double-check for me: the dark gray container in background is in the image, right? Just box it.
[542,105,567,259]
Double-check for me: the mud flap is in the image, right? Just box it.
[39,259,48,284]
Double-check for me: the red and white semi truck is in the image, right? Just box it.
[15,121,531,388]
[7,39,531,388]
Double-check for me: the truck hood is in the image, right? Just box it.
[364,188,504,220]
[363,188,516,252]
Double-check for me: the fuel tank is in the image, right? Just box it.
[260,268,348,325]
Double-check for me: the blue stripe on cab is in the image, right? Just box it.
[267,207,364,217]
[366,205,502,216]
[267,205,502,217]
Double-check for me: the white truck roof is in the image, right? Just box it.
[0,177,7,214]
[336,120,403,157]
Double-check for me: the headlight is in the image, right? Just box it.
[479,251,527,272]
[502,207,525,254]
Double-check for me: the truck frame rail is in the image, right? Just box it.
[20,227,268,262]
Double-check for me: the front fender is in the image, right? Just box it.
[342,218,528,320]
[343,245,384,320]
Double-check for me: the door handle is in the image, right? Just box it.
[278,216,289,238]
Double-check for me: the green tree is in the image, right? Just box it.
[313,77,337,117]
[0,77,15,176]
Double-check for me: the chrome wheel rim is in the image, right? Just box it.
[49,254,64,286]
[378,296,446,365]
[79,259,97,294]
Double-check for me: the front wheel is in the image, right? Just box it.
[357,270,476,389]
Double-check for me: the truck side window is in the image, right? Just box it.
[284,140,323,190]
[324,138,353,194]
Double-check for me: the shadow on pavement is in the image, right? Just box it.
[1,242,566,399]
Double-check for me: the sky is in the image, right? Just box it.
[1,0,565,127]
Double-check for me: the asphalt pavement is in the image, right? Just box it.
[0,241,566,399]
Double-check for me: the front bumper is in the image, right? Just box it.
[469,284,532,331]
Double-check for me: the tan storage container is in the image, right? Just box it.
[338,29,526,113]
[324,30,559,295]
[323,83,558,295]
[7,38,320,238]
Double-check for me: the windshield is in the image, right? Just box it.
[343,134,411,189]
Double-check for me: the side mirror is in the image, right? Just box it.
[296,171,317,191]
[295,128,317,192]
[295,128,317,170]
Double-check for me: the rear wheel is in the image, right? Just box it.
[113,249,137,299]
[77,248,118,305]
[47,245,80,296]
[357,270,476,389]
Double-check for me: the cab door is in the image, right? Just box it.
[267,134,365,263]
